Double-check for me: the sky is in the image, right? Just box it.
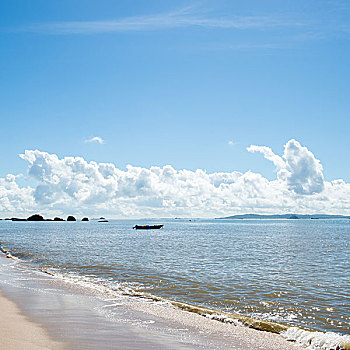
[0,0,350,218]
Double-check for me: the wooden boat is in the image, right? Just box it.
[133,224,163,230]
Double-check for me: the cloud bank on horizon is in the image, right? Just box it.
[0,139,349,218]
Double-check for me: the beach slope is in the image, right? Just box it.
[0,291,64,350]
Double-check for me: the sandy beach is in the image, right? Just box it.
[0,291,64,350]
[0,289,301,350]
[0,254,304,350]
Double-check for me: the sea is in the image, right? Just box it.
[0,218,349,348]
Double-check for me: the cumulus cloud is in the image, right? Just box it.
[0,174,35,215]
[84,136,104,144]
[282,139,324,194]
[17,150,288,216]
[247,139,324,195]
[247,144,285,169]
[0,139,348,217]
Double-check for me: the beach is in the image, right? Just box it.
[3,0,350,347]
[0,219,349,349]
[0,291,64,350]
[0,253,303,350]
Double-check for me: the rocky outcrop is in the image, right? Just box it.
[27,214,44,221]
[2,214,95,222]
[289,215,299,219]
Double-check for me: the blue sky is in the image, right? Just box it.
[0,0,349,217]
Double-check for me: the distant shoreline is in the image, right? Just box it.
[0,214,93,222]
[1,214,350,221]
[216,213,350,220]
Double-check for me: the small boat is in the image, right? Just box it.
[133,224,163,230]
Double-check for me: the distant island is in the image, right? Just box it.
[216,214,350,220]
[1,214,90,222]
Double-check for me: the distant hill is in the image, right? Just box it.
[216,214,350,220]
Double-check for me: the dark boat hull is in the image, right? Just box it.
[133,225,163,230]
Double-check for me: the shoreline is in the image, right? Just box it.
[0,254,303,350]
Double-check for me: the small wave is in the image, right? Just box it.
[2,247,349,350]
[36,268,350,350]
[169,300,289,333]
[282,327,350,350]
[0,245,21,261]
[38,266,290,332]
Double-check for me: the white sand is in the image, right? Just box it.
[0,291,65,350]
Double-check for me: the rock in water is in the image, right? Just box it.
[27,214,44,221]
[67,216,76,221]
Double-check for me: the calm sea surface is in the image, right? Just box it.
[0,219,349,334]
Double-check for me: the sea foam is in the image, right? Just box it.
[282,327,350,350]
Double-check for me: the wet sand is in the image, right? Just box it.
[0,255,304,349]
[0,291,64,350]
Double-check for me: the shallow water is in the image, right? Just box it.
[0,219,349,335]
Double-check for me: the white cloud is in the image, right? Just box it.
[247,144,285,169]
[0,174,35,215]
[84,136,104,144]
[247,139,324,195]
[228,140,238,146]
[19,7,305,35]
[0,139,349,218]
[283,139,324,195]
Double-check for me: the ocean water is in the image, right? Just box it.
[0,219,349,337]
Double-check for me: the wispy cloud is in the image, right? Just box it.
[228,140,239,146]
[18,7,306,35]
[84,136,104,144]
[199,42,293,51]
